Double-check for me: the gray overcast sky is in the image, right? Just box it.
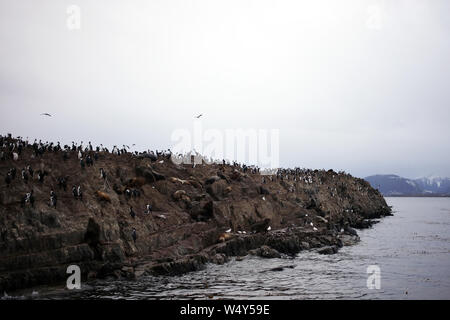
[1,0,449,178]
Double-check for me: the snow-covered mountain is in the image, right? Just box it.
[413,176,450,194]
[364,175,450,196]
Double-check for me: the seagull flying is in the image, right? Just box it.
[40,113,52,117]
[195,114,203,119]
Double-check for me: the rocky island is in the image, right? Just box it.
[0,135,392,293]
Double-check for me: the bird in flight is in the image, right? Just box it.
[40,113,52,117]
[195,114,203,119]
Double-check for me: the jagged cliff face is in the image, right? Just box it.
[0,137,391,292]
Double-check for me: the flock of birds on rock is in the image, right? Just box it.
[1,109,378,245]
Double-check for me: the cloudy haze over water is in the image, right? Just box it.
[0,0,449,178]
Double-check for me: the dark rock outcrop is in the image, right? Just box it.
[249,245,281,258]
[0,135,392,293]
[250,218,271,233]
[317,245,339,255]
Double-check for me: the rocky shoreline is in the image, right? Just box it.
[133,226,362,279]
[0,135,392,293]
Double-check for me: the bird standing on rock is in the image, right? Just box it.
[49,190,57,208]
[77,185,82,200]
[21,169,28,183]
[27,165,33,177]
[129,206,136,219]
[100,168,107,180]
[145,204,152,214]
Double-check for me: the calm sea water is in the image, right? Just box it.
[8,197,450,300]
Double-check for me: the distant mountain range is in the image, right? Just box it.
[364,175,450,196]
